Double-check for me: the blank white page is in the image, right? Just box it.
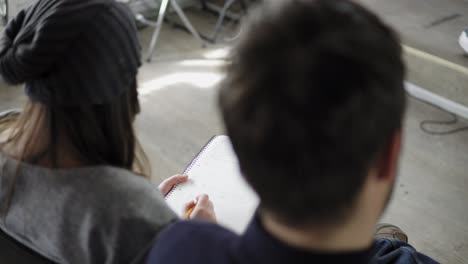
[165,135,259,233]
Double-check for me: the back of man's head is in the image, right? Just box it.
[220,0,406,227]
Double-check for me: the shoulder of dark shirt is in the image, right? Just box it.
[146,220,238,264]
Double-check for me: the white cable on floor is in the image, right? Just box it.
[405,82,468,121]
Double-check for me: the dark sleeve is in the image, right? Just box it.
[371,238,440,264]
[145,221,237,264]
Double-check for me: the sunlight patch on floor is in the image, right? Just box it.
[139,71,224,99]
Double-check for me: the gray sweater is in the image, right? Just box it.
[0,152,177,264]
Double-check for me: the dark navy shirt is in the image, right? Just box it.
[146,215,439,264]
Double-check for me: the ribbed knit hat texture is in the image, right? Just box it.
[0,0,142,106]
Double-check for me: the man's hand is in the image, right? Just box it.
[158,174,188,197]
[184,194,217,223]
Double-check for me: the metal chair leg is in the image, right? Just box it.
[146,0,171,62]
[170,0,205,47]
[210,0,237,42]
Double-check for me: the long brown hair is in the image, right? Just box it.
[0,78,150,176]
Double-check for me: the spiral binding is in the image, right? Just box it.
[165,136,219,200]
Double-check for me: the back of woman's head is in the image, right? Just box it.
[0,0,149,175]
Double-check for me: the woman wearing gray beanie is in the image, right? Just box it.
[0,0,206,263]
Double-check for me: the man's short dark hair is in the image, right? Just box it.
[219,0,406,226]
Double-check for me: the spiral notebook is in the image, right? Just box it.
[165,135,259,234]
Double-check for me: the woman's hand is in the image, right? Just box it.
[184,194,217,223]
[158,174,188,197]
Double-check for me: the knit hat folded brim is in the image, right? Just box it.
[0,0,142,106]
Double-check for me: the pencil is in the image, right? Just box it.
[184,206,195,219]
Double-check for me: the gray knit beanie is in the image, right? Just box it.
[0,0,141,106]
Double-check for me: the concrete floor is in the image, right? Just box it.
[360,0,468,109]
[360,0,468,68]
[0,5,467,264]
